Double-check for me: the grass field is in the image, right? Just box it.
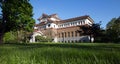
[0,43,120,64]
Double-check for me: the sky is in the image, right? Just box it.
[30,0,120,28]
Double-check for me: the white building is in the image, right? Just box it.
[30,13,94,43]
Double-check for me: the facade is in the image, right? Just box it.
[30,13,94,43]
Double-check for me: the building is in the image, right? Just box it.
[30,13,94,43]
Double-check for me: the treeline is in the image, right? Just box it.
[86,17,120,43]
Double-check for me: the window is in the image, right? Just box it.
[75,40,77,43]
[64,24,66,27]
[75,22,77,25]
[68,32,70,37]
[48,24,51,27]
[79,32,81,36]
[81,21,83,25]
[59,33,60,38]
[73,22,75,26]
[68,40,70,43]
[65,41,66,43]
[59,25,60,28]
[83,21,85,25]
[71,23,72,26]
[67,23,69,26]
[62,33,64,37]
[79,22,81,25]
[62,25,63,27]
[65,32,66,37]
[78,22,80,25]
[71,40,74,43]
[60,25,62,28]
[75,31,77,37]
[71,31,74,37]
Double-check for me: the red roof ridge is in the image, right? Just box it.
[57,15,91,24]
[61,15,89,21]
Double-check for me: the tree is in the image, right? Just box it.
[106,17,120,43]
[80,23,101,42]
[0,0,35,43]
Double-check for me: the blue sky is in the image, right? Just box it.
[30,0,120,28]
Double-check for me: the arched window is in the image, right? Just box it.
[48,24,51,27]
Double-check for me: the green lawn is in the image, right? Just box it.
[0,43,120,64]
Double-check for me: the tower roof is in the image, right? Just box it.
[38,13,61,21]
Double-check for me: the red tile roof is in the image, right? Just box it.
[36,15,94,26]
[57,15,94,24]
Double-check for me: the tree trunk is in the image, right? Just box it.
[0,34,2,44]
[0,21,5,44]
[89,35,91,43]
[0,10,6,44]
[0,33,4,44]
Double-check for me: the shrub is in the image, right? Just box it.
[3,31,17,43]
[35,36,52,42]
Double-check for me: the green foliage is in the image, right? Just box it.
[17,30,32,43]
[0,0,35,43]
[3,31,17,43]
[35,36,52,42]
[81,23,101,36]
[3,31,31,43]
[1,0,35,32]
[0,43,120,64]
[106,17,120,43]
[80,23,102,42]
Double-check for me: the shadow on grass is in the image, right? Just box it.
[3,43,120,51]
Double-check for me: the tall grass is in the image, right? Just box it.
[0,43,120,64]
